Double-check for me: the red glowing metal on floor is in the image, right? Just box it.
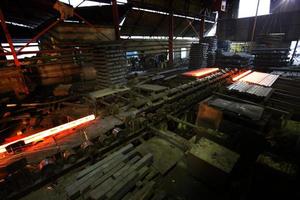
[0,114,96,153]
[182,68,219,77]
[232,70,252,81]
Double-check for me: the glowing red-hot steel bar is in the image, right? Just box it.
[182,68,219,77]
[232,70,252,81]
[0,114,96,153]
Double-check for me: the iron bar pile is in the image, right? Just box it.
[93,42,127,88]
[66,144,158,200]
[271,71,300,78]
[228,81,272,97]
[203,36,217,66]
[239,72,279,87]
[189,43,208,68]
[216,51,253,68]
[253,34,290,68]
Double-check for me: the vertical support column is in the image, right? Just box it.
[0,9,20,67]
[199,15,205,42]
[112,0,120,40]
[168,12,174,67]
[251,0,260,41]
[290,39,299,65]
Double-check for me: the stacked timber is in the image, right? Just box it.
[203,36,217,66]
[189,43,208,68]
[253,34,290,68]
[93,42,127,88]
[66,144,159,200]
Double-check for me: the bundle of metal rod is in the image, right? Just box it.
[189,43,208,68]
[228,81,273,97]
[253,34,290,68]
[271,71,300,78]
[93,42,128,88]
[216,51,253,68]
[252,48,290,68]
[239,72,279,87]
[203,36,217,66]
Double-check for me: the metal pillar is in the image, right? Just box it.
[168,12,174,66]
[251,0,260,41]
[111,0,120,40]
[199,15,205,41]
[290,39,299,65]
[0,9,20,67]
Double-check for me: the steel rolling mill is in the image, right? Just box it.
[0,0,300,200]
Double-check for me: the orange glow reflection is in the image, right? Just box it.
[232,70,252,81]
[0,114,96,153]
[183,68,219,77]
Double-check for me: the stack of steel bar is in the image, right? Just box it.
[66,144,159,200]
[255,34,286,48]
[239,72,279,87]
[189,43,208,68]
[271,71,300,79]
[217,40,231,52]
[252,48,290,68]
[93,42,127,88]
[216,51,253,68]
[228,81,272,97]
[268,78,300,116]
[253,34,290,68]
[203,36,217,66]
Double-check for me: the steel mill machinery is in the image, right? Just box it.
[0,67,299,199]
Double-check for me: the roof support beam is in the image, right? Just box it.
[112,0,120,40]
[0,9,20,67]
[0,9,29,96]
[168,11,174,66]
[199,15,205,41]
[17,19,61,54]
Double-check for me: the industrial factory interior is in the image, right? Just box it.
[0,0,300,199]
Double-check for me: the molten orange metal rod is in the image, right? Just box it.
[232,70,252,81]
[0,114,96,153]
[183,68,219,77]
